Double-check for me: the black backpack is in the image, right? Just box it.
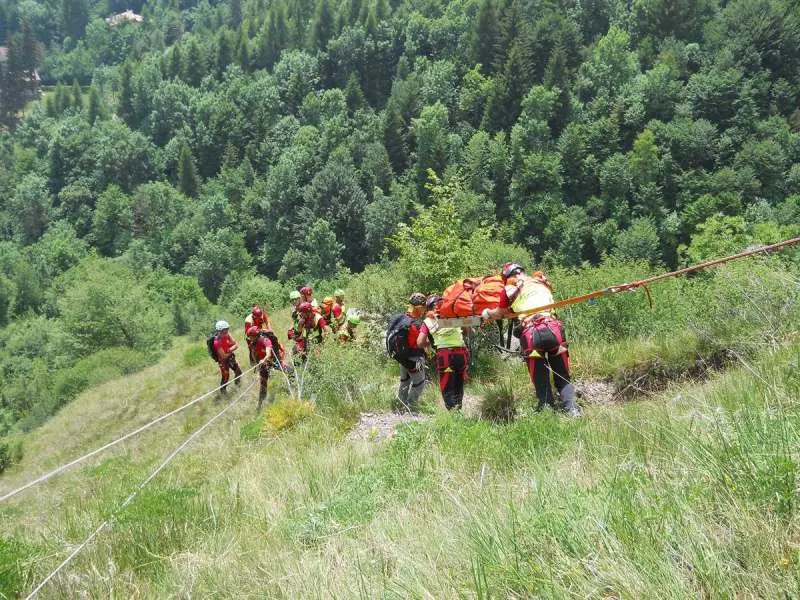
[385,314,419,361]
[206,333,219,362]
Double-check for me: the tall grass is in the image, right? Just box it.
[1,256,799,598]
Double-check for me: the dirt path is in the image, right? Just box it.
[347,411,430,442]
[348,380,617,442]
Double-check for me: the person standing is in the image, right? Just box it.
[387,293,427,411]
[213,320,242,398]
[416,295,470,410]
[482,263,580,416]
[247,326,273,409]
[244,305,272,365]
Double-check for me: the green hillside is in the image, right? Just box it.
[1,278,799,597]
[2,0,800,594]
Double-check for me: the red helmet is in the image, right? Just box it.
[246,325,260,337]
[252,306,264,318]
[299,286,313,297]
[298,301,313,313]
[502,262,524,281]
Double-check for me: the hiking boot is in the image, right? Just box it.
[566,406,582,418]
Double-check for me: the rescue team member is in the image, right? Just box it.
[244,305,272,366]
[299,285,318,310]
[337,313,360,343]
[482,263,581,417]
[289,290,302,340]
[333,289,347,330]
[416,295,470,410]
[291,301,331,360]
[320,296,344,332]
[213,320,242,397]
[247,326,273,409]
[396,293,427,410]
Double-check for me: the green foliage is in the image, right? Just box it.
[0,536,39,599]
[55,257,171,356]
[219,273,288,317]
[185,228,252,301]
[390,173,526,293]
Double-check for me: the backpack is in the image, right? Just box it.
[206,333,219,362]
[385,314,418,361]
[438,275,505,318]
[320,296,335,318]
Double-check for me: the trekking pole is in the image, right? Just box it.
[511,237,800,319]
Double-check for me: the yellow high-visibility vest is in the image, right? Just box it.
[510,278,554,316]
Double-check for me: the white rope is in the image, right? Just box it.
[24,379,256,599]
[0,363,259,503]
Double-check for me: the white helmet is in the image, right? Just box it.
[215,320,230,331]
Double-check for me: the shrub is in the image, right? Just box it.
[263,398,314,432]
[481,379,517,423]
[304,339,394,419]
[219,273,289,318]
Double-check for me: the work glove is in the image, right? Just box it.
[480,308,491,321]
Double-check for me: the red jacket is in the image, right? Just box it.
[213,333,237,360]
[253,335,273,361]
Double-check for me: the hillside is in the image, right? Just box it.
[1,0,800,435]
[2,0,800,594]
[1,291,799,597]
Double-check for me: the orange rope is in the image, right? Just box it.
[512,237,800,318]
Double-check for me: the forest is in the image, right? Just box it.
[0,0,799,434]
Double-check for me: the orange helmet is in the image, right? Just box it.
[246,325,260,337]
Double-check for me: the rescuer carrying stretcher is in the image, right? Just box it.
[481,263,580,417]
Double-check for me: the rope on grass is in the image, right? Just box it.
[24,379,256,600]
[0,364,259,503]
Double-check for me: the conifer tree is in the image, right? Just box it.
[168,45,182,79]
[384,100,408,173]
[345,73,365,114]
[71,79,83,110]
[183,39,205,86]
[60,0,89,42]
[216,31,233,77]
[178,143,200,198]
[230,0,243,28]
[543,45,572,136]
[20,19,41,91]
[236,27,250,70]
[54,82,69,113]
[118,62,136,125]
[310,0,336,51]
[474,0,498,73]
[87,84,104,123]
[0,36,23,125]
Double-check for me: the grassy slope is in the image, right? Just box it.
[1,322,800,597]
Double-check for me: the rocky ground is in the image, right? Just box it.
[348,379,618,442]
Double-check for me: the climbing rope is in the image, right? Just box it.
[512,237,800,319]
[0,364,259,503]
[24,379,256,599]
